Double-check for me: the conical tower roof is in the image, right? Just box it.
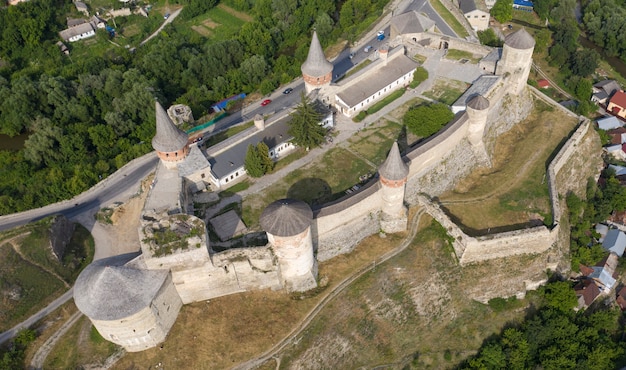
[467,95,489,110]
[379,142,408,181]
[301,31,333,78]
[505,28,535,50]
[152,101,189,153]
[260,198,313,237]
[74,252,169,321]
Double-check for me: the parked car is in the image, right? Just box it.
[261,99,272,106]
[283,88,293,94]
[349,52,355,59]
[364,45,373,52]
[164,13,170,19]
[377,30,385,41]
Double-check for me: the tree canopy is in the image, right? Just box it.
[490,0,513,23]
[403,103,454,138]
[288,92,327,149]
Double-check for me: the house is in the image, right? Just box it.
[580,253,619,291]
[451,75,500,114]
[605,144,626,161]
[592,80,621,105]
[59,22,96,42]
[607,90,626,119]
[389,10,436,41]
[574,278,600,308]
[74,1,89,16]
[595,223,609,243]
[56,41,70,55]
[513,0,533,11]
[597,116,622,130]
[607,127,626,145]
[602,229,626,257]
[537,79,550,89]
[460,0,490,32]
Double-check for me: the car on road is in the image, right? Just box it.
[364,45,373,52]
[283,88,293,94]
[377,30,385,41]
[261,99,272,106]
[349,52,355,59]
[164,13,170,19]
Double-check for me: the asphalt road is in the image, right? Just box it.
[0,153,158,232]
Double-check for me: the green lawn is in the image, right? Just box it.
[429,0,470,38]
[187,5,247,40]
[422,78,469,106]
[445,49,481,63]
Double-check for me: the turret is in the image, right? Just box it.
[301,31,333,94]
[378,142,409,233]
[496,28,535,95]
[466,95,490,147]
[152,101,190,169]
[260,199,317,292]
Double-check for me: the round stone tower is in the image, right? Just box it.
[74,252,183,352]
[496,28,535,96]
[378,142,409,233]
[260,198,317,292]
[466,95,490,147]
[301,31,333,94]
[152,101,189,169]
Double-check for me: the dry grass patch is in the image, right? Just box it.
[217,3,253,22]
[191,25,211,37]
[121,24,140,38]
[113,224,407,370]
[202,18,219,29]
[422,77,469,105]
[439,99,578,233]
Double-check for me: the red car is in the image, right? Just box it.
[261,99,272,106]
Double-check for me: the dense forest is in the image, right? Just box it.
[0,0,388,215]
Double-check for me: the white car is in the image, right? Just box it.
[377,30,384,36]
[364,45,373,52]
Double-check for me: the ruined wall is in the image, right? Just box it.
[48,215,75,261]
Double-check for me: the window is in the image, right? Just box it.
[201,173,205,179]
[235,172,239,176]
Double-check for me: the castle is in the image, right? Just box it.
[74,24,585,352]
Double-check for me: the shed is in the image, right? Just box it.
[537,79,550,89]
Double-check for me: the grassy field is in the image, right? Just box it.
[240,120,404,229]
[439,98,578,234]
[0,218,94,332]
[422,77,469,105]
[445,49,482,63]
[268,217,548,369]
[187,4,248,40]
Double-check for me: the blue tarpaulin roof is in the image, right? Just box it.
[513,0,533,7]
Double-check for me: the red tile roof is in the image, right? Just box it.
[574,279,600,306]
[610,90,626,109]
[537,79,550,88]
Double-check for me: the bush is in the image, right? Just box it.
[409,67,428,88]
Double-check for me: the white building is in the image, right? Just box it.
[460,0,490,32]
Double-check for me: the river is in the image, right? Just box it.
[0,132,28,151]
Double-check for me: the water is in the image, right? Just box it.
[578,36,626,79]
[0,132,29,151]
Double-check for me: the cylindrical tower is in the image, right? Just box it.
[496,28,535,95]
[301,31,333,94]
[152,101,190,169]
[260,199,317,292]
[74,253,183,352]
[378,142,409,233]
[466,95,490,147]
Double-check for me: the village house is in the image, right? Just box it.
[597,116,622,130]
[459,0,490,32]
[59,16,105,43]
[607,127,626,145]
[602,229,626,257]
[607,90,626,119]
[592,79,621,105]
[576,253,620,308]
[74,1,89,16]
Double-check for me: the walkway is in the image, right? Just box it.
[233,207,425,370]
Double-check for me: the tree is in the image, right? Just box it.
[403,103,454,138]
[244,144,265,177]
[542,281,577,313]
[477,28,503,47]
[569,49,599,77]
[288,92,326,149]
[256,141,274,173]
[490,0,513,23]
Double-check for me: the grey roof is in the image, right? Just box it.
[59,22,95,41]
[379,142,408,181]
[594,80,621,96]
[452,75,500,110]
[260,199,313,237]
[210,210,247,241]
[152,101,189,153]
[481,48,502,63]
[597,116,622,130]
[67,18,87,27]
[208,118,291,179]
[336,51,418,107]
[467,95,490,110]
[459,0,478,13]
[74,252,169,321]
[391,10,435,35]
[178,145,210,178]
[505,28,535,50]
[602,229,626,257]
[301,31,333,78]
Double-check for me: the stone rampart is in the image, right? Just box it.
[415,32,492,56]
[313,181,383,261]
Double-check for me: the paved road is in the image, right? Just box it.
[140,8,182,46]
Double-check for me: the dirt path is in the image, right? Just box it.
[233,207,426,370]
[3,233,70,289]
[30,311,83,370]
